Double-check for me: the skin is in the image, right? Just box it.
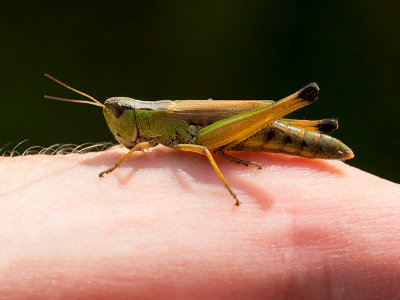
[0,146,399,299]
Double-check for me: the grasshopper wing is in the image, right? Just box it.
[166,100,274,125]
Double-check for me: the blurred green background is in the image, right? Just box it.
[1,1,399,182]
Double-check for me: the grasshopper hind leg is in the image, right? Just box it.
[216,149,263,170]
[174,144,241,206]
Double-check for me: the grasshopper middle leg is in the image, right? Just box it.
[216,149,263,170]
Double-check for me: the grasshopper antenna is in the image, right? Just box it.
[44,95,103,107]
[44,74,105,108]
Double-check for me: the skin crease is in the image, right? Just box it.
[0,146,399,299]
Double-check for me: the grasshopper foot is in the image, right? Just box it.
[234,200,242,206]
[99,168,114,178]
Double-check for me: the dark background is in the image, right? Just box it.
[1,1,399,182]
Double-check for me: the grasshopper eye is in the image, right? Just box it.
[106,101,125,119]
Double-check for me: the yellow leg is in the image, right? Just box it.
[175,144,241,206]
[196,83,320,149]
[99,142,151,177]
[216,150,263,170]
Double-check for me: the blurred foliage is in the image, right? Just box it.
[0,1,398,182]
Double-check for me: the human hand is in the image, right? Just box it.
[1,146,399,298]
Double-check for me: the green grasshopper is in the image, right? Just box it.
[45,74,354,206]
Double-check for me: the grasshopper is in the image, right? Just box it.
[45,74,353,206]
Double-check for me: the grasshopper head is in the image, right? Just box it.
[103,97,138,148]
[44,74,139,149]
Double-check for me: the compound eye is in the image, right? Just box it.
[106,101,125,119]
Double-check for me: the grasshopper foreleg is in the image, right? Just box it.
[216,149,263,170]
[99,141,151,177]
[174,144,241,206]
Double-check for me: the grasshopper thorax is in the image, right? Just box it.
[103,97,138,148]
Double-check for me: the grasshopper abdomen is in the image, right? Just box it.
[231,121,353,160]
